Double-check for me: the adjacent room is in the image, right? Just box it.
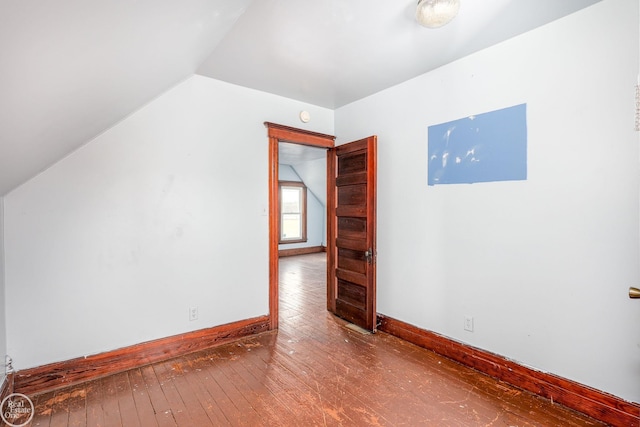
[0,0,639,425]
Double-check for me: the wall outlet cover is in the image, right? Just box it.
[464,316,474,332]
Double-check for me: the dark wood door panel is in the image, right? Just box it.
[335,300,367,326]
[337,184,367,206]
[337,217,367,240]
[338,248,366,274]
[337,151,367,175]
[337,279,366,308]
[328,136,377,331]
[336,268,367,287]
[336,237,368,252]
[336,206,367,217]
[336,172,367,186]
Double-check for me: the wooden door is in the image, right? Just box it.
[327,136,377,331]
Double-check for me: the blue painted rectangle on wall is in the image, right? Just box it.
[428,104,527,186]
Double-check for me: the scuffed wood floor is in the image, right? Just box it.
[28,253,605,426]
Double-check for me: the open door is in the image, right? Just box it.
[327,136,377,331]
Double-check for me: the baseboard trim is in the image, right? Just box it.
[15,315,270,396]
[278,245,326,257]
[377,314,640,426]
[0,371,14,403]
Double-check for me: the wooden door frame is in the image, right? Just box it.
[265,122,335,330]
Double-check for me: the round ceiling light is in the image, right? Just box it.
[416,0,460,29]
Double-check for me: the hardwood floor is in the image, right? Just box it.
[26,253,605,426]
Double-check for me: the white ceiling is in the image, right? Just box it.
[279,142,327,166]
[0,0,602,196]
[199,0,602,109]
[0,0,251,196]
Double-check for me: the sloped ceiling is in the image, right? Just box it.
[198,0,602,109]
[0,0,251,196]
[280,143,327,206]
[0,0,601,196]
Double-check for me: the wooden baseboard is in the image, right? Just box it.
[278,245,326,257]
[377,314,640,427]
[0,371,14,402]
[15,315,270,396]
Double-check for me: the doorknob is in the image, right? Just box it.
[630,287,640,299]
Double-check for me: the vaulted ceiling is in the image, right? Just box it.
[0,0,601,196]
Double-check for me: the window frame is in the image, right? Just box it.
[278,180,307,244]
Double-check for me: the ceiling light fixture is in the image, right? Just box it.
[416,0,460,29]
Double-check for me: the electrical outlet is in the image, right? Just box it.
[189,306,198,321]
[464,316,474,332]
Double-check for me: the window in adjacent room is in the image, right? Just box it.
[279,181,307,243]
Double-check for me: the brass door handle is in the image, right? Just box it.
[630,287,640,299]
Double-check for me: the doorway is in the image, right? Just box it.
[266,122,378,332]
[266,122,335,330]
[278,142,328,255]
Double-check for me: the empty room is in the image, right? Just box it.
[0,0,639,425]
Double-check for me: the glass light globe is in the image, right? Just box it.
[416,0,460,29]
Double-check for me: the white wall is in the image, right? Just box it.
[0,197,6,380]
[3,75,333,370]
[279,164,301,182]
[336,0,640,403]
[293,158,327,207]
[278,164,325,249]
[293,158,327,247]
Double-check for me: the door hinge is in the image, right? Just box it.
[365,248,376,264]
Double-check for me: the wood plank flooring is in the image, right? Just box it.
[26,253,605,426]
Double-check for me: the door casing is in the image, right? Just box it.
[265,122,335,330]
